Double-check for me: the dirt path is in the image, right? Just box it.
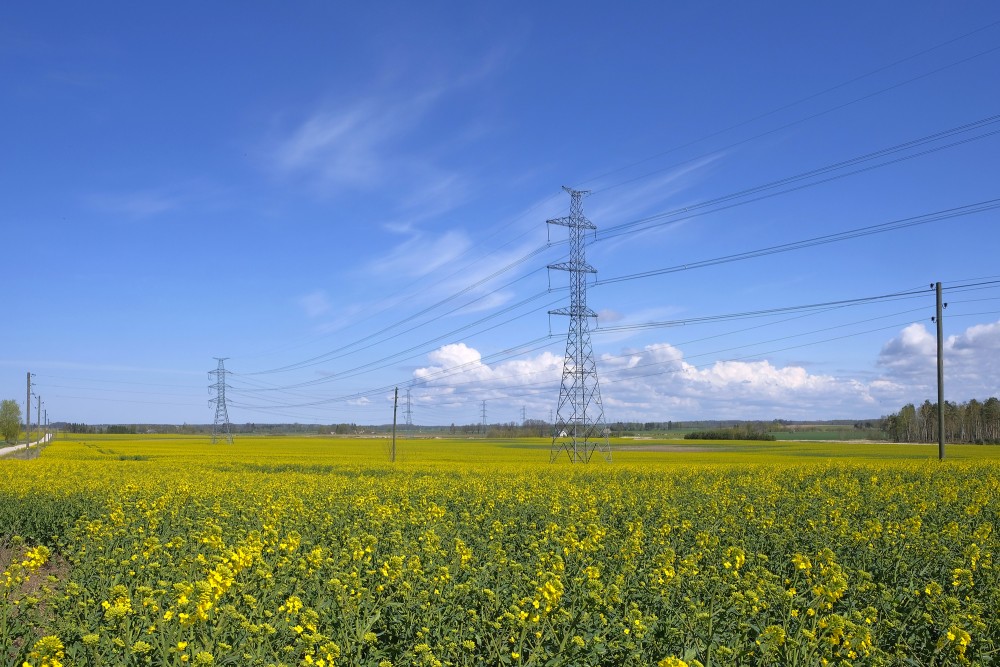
[0,433,51,458]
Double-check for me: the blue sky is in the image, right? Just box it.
[3,2,999,426]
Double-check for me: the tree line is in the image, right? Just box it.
[881,397,1000,444]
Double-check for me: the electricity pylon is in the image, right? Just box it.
[404,388,413,428]
[209,357,233,444]
[547,187,611,463]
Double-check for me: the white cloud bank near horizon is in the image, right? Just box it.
[411,318,1000,421]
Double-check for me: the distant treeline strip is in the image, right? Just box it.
[881,397,1000,444]
[684,424,777,442]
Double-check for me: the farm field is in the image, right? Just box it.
[2,434,999,666]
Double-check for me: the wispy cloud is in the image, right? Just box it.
[84,180,232,221]
[297,290,332,318]
[268,79,475,206]
[365,229,472,280]
[271,100,398,190]
[588,155,722,224]
[87,189,182,219]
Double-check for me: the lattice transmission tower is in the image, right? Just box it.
[547,187,611,463]
[208,357,233,444]
[404,388,413,428]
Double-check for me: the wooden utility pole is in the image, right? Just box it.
[935,282,945,461]
[390,387,398,462]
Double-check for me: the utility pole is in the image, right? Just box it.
[208,358,233,444]
[390,387,398,462]
[547,187,611,463]
[521,406,527,426]
[25,372,32,449]
[933,282,946,460]
[481,400,487,435]
[36,395,41,445]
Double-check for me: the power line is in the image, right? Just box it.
[231,199,997,408]
[237,115,997,389]
[596,119,1000,242]
[584,34,1000,194]
[593,288,932,333]
[596,198,1000,285]
[225,266,948,417]
[246,245,553,376]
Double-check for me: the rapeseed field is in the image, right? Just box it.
[1,435,997,666]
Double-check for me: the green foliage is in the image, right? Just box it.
[882,397,1000,444]
[684,425,776,441]
[0,399,21,444]
[1,436,999,665]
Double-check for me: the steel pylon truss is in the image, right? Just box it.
[209,357,233,444]
[547,187,611,463]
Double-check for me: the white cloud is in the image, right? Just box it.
[410,340,872,421]
[588,154,721,225]
[414,343,562,399]
[297,290,331,318]
[596,309,624,324]
[267,86,470,208]
[88,190,181,219]
[272,101,402,191]
[597,342,875,420]
[365,230,472,279]
[876,319,1000,402]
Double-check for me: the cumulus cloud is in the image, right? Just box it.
[413,343,562,405]
[408,318,1000,422]
[600,342,875,420]
[411,340,874,421]
[876,319,1000,402]
[415,343,561,387]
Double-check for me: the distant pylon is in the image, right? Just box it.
[208,357,233,444]
[547,187,611,463]
[404,388,413,428]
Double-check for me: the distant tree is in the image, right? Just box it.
[882,396,1000,444]
[1,399,21,443]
